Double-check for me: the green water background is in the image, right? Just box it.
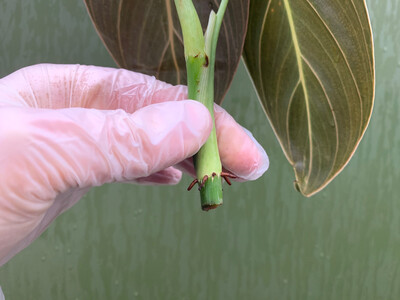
[0,0,399,299]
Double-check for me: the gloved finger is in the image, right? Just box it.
[175,158,196,178]
[0,100,211,204]
[132,167,182,185]
[175,104,269,181]
[214,104,269,180]
[0,64,187,111]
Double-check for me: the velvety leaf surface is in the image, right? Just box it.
[243,0,374,196]
[84,0,249,104]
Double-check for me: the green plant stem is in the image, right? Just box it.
[174,0,229,211]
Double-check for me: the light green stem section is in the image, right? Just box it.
[194,12,220,178]
[173,0,204,57]
[174,0,229,210]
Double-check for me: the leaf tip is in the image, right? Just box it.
[293,180,313,197]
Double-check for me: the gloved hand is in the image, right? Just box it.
[0,64,269,266]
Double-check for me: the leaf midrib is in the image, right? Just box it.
[282,0,313,184]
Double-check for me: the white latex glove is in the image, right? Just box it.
[0,64,268,267]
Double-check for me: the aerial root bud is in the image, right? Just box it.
[187,172,237,191]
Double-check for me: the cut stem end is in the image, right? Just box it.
[199,174,223,211]
[202,204,222,211]
[187,172,237,211]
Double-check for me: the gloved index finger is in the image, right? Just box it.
[0,64,188,111]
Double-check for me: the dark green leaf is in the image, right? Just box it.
[243,0,374,196]
[84,0,249,104]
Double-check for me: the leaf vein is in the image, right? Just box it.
[258,0,272,102]
[116,0,127,68]
[301,55,340,180]
[285,79,300,165]
[165,0,181,83]
[305,0,363,139]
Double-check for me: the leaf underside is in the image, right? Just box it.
[84,0,250,104]
[243,0,375,196]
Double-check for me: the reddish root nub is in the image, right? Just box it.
[223,176,232,185]
[187,172,237,191]
[187,179,198,191]
[198,175,209,190]
[221,172,237,179]
[221,171,237,186]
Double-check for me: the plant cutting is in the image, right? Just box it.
[84,0,375,209]
[173,0,237,211]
